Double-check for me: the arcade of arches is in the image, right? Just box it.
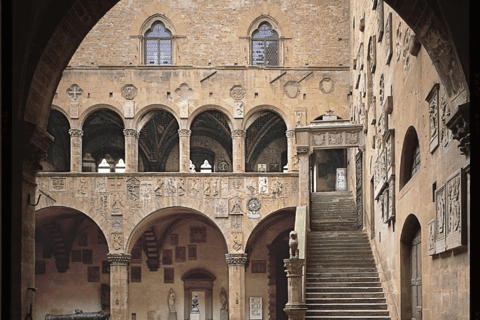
[5,0,471,320]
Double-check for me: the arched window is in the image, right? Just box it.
[144,21,172,65]
[252,22,279,66]
[410,140,421,177]
[400,126,421,189]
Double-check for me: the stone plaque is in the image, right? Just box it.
[175,247,186,262]
[170,234,179,246]
[124,100,135,118]
[131,266,141,282]
[70,102,80,119]
[445,169,466,250]
[231,231,243,252]
[336,168,347,191]
[251,261,266,273]
[164,268,174,283]
[83,249,93,265]
[427,220,436,256]
[435,184,446,253]
[188,245,197,260]
[385,12,393,65]
[233,101,244,118]
[190,226,207,243]
[377,0,384,41]
[163,249,173,265]
[126,177,140,201]
[249,297,262,320]
[215,198,229,218]
[71,250,81,262]
[88,266,100,282]
[426,84,440,153]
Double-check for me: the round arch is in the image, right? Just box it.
[125,206,228,254]
[243,104,290,131]
[50,104,72,127]
[135,104,181,132]
[79,103,125,129]
[187,104,234,131]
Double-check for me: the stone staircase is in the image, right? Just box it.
[305,191,390,320]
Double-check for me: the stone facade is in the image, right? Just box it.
[29,1,470,320]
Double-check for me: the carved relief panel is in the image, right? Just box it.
[434,184,447,253]
[385,12,393,65]
[426,84,440,153]
[376,0,384,41]
[445,169,466,250]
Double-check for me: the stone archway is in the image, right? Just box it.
[181,269,216,320]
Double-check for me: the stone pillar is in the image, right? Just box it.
[123,129,139,173]
[286,130,297,172]
[296,146,311,207]
[225,253,247,320]
[108,253,131,320]
[231,129,246,173]
[69,129,83,172]
[178,129,191,173]
[10,120,52,320]
[283,259,307,320]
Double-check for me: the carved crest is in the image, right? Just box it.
[284,81,301,99]
[230,85,246,100]
[67,84,83,101]
[121,84,138,100]
[319,78,335,94]
[175,83,193,102]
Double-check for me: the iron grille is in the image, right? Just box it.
[252,23,279,66]
[145,22,172,65]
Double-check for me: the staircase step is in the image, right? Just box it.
[305,303,388,310]
[306,297,386,304]
[306,310,390,317]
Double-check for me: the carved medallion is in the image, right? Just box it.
[67,84,83,101]
[121,84,138,100]
[230,85,246,100]
[284,81,301,99]
[319,78,335,94]
[217,161,229,172]
[247,197,261,212]
[175,83,193,102]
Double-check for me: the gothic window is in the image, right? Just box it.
[252,22,279,66]
[144,21,172,65]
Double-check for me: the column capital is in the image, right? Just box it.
[286,130,295,138]
[68,128,84,137]
[107,253,131,265]
[123,128,139,139]
[231,129,246,139]
[178,129,192,137]
[225,253,248,265]
[284,259,305,276]
[296,145,310,155]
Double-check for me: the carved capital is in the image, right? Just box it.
[225,253,248,265]
[107,253,131,265]
[446,102,470,156]
[231,129,246,139]
[284,259,305,276]
[123,129,139,139]
[69,129,84,138]
[178,129,191,137]
[296,145,310,154]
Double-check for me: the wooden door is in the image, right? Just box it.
[411,229,422,320]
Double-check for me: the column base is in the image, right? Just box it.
[220,309,228,320]
[283,306,307,320]
[168,311,177,320]
[190,313,201,320]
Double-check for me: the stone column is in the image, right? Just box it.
[225,253,247,320]
[10,120,52,320]
[108,253,131,320]
[69,129,83,172]
[283,259,307,320]
[286,130,297,172]
[297,146,311,206]
[178,129,191,173]
[231,129,246,173]
[123,129,139,173]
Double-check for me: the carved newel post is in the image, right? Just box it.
[107,253,131,320]
[286,130,298,172]
[168,288,177,320]
[178,129,191,172]
[283,257,307,320]
[190,294,201,320]
[69,129,83,172]
[123,129,139,173]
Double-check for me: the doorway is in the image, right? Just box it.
[182,269,216,320]
[311,149,347,192]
